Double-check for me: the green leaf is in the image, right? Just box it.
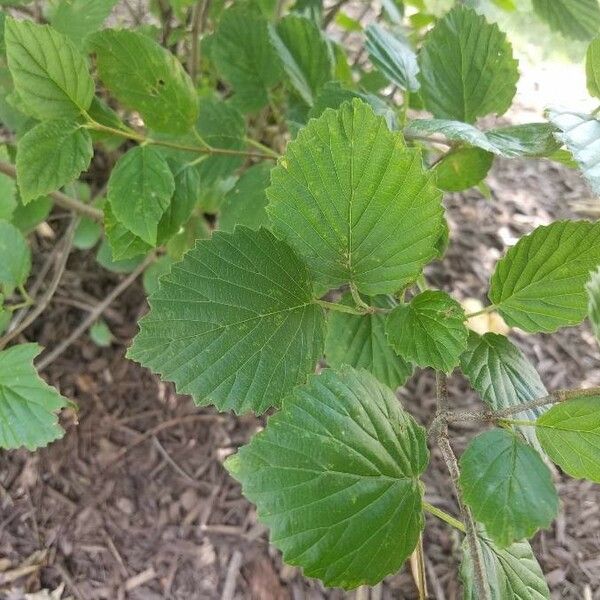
[95,238,144,274]
[547,110,600,195]
[461,534,550,600]
[434,147,493,192]
[219,163,271,233]
[365,24,420,92]
[485,123,561,158]
[142,255,174,295]
[0,165,16,221]
[0,343,69,450]
[460,332,547,448]
[489,220,600,332]
[325,294,413,389]
[587,37,600,98]
[385,290,468,372]
[90,29,197,134]
[459,429,558,547]
[406,119,496,151]
[11,194,52,233]
[89,319,113,347]
[267,99,444,295]
[107,146,175,245]
[73,217,102,250]
[16,120,93,204]
[195,96,245,186]
[225,365,428,589]
[417,6,518,123]
[0,219,31,289]
[211,3,283,112]
[532,0,600,40]
[587,266,600,341]
[128,227,325,414]
[103,202,152,260]
[536,396,600,482]
[270,14,333,106]
[5,17,94,120]
[50,0,118,48]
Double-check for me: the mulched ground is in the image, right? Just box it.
[1,147,600,599]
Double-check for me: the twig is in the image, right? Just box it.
[494,386,600,417]
[434,372,490,600]
[0,217,79,350]
[0,161,103,221]
[189,0,210,83]
[220,550,243,600]
[152,435,200,486]
[35,254,154,370]
[322,0,349,27]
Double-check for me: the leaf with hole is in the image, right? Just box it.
[386,290,468,372]
[489,220,600,332]
[5,17,94,120]
[16,120,93,204]
[536,395,600,482]
[325,294,413,389]
[128,227,325,414]
[225,365,428,589]
[459,429,558,547]
[418,6,518,123]
[0,344,70,450]
[267,99,444,295]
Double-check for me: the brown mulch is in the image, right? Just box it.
[1,155,600,599]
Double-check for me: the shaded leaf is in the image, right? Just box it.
[587,266,600,341]
[128,227,325,414]
[489,220,600,332]
[267,99,443,295]
[0,219,31,288]
[0,343,69,450]
[50,0,118,48]
[532,0,600,41]
[418,6,518,123]
[386,290,468,372]
[459,429,558,547]
[226,365,428,589]
[325,294,413,389]
[434,147,493,192]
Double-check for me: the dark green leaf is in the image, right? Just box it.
[0,219,30,288]
[129,227,325,414]
[459,429,558,547]
[434,147,493,192]
[0,343,69,450]
[325,294,413,389]
[385,290,468,372]
[418,6,518,123]
[225,365,428,589]
[489,220,600,332]
[267,99,443,295]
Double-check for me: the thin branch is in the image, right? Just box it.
[434,372,490,600]
[422,501,466,533]
[0,217,80,351]
[463,304,497,320]
[189,0,210,83]
[322,0,349,27]
[0,162,103,221]
[36,254,155,371]
[494,386,600,417]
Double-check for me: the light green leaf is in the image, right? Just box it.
[16,120,93,204]
[406,119,496,152]
[461,534,550,600]
[547,110,600,195]
[225,365,428,589]
[434,147,493,192]
[485,123,561,158]
[267,99,444,295]
[489,220,600,332]
[0,219,31,289]
[325,294,413,389]
[103,202,152,261]
[418,6,518,123]
[219,163,271,233]
[11,194,52,233]
[587,37,600,98]
[211,3,283,112]
[195,97,245,186]
[95,238,144,274]
[459,429,558,547]
[128,227,325,414]
[107,146,175,245]
[50,0,118,48]
[0,343,69,450]
[532,0,600,41]
[0,166,16,221]
[365,24,420,92]
[90,29,197,134]
[536,395,600,482]
[587,266,600,341]
[460,332,547,448]
[5,17,94,120]
[270,14,333,106]
[73,217,102,250]
[385,290,468,372]
[89,319,113,347]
